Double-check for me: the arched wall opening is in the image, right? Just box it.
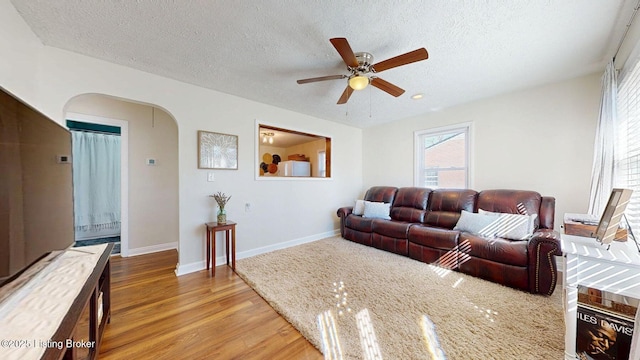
[63,93,179,257]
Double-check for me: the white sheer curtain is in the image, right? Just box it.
[71,131,121,232]
[587,60,618,216]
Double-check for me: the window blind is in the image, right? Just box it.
[616,59,640,229]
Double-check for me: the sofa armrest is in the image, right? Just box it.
[337,206,353,238]
[527,229,562,295]
[337,206,353,218]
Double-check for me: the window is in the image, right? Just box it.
[615,60,640,230]
[318,150,327,178]
[414,124,470,189]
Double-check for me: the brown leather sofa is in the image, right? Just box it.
[336,186,561,295]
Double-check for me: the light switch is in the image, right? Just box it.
[207,172,215,182]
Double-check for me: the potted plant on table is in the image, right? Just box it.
[210,192,231,224]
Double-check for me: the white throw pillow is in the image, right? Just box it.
[353,200,366,215]
[453,210,500,237]
[362,201,391,220]
[478,209,537,240]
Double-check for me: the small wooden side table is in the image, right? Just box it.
[205,221,236,276]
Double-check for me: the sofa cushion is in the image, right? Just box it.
[353,200,366,215]
[459,232,528,267]
[478,209,537,240]
[364,186,398,203]
[371,233,408,256]
[453,210,500,237]
[372,219,413,238]
[477,190,541,228]
[345,215,375,233]
[363,201,391,220]
[344,227,373,246]
[424,189,478,229]
[390,187,431,223]
[408,226,460,268]
[408,226,459,250]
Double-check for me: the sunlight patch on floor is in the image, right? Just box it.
[420,315,447,360]
[471,303,498,323]
[317,310,343,360]
[333,281,352,316]
[356,308,382,360]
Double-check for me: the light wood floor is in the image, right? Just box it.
[99,250,323,360]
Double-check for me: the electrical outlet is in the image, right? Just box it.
[207,172,215,182]
[245,203,251,212]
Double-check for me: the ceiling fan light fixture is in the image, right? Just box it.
[297,38,428,104]
[348,75,369,91]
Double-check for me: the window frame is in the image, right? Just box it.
[255,120,332,181]
[413,122,472,189]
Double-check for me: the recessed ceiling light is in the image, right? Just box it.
[411,93,424,100]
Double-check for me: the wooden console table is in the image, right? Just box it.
[561,234,640,360]
[205,221,236,276]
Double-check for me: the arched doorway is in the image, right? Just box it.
[64,94,179,257]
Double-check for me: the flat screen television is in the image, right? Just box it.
[0,86,75,287]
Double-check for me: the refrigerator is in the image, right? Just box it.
[280,160,311,176]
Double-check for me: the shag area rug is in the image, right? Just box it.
[236,236,564,359]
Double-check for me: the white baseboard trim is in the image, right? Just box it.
[175,260,205,276]
[126,242,178,257]
[237,229,340,260]
[175,229,340,276]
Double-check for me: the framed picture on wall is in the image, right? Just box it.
[198,130,238,170]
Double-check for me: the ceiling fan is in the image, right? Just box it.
[297,37,429,104]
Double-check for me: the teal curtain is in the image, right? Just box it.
[71,131,121,232]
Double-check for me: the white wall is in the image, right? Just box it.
[66,95,179,252]
[0,0,363,273]
[363,74,601,229]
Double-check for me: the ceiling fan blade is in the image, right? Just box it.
[337,86,353,104]
[370,77,405,97]
[297,75,347,84]
[372,48,429,73]
[330,38,359,68]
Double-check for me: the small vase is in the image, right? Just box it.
[217,208,227,224]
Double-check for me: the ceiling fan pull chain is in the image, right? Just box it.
[346,89,349,118]
[369,86,372,118]
[347,99,350,118]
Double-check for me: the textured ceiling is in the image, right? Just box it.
[9,0,634,128]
